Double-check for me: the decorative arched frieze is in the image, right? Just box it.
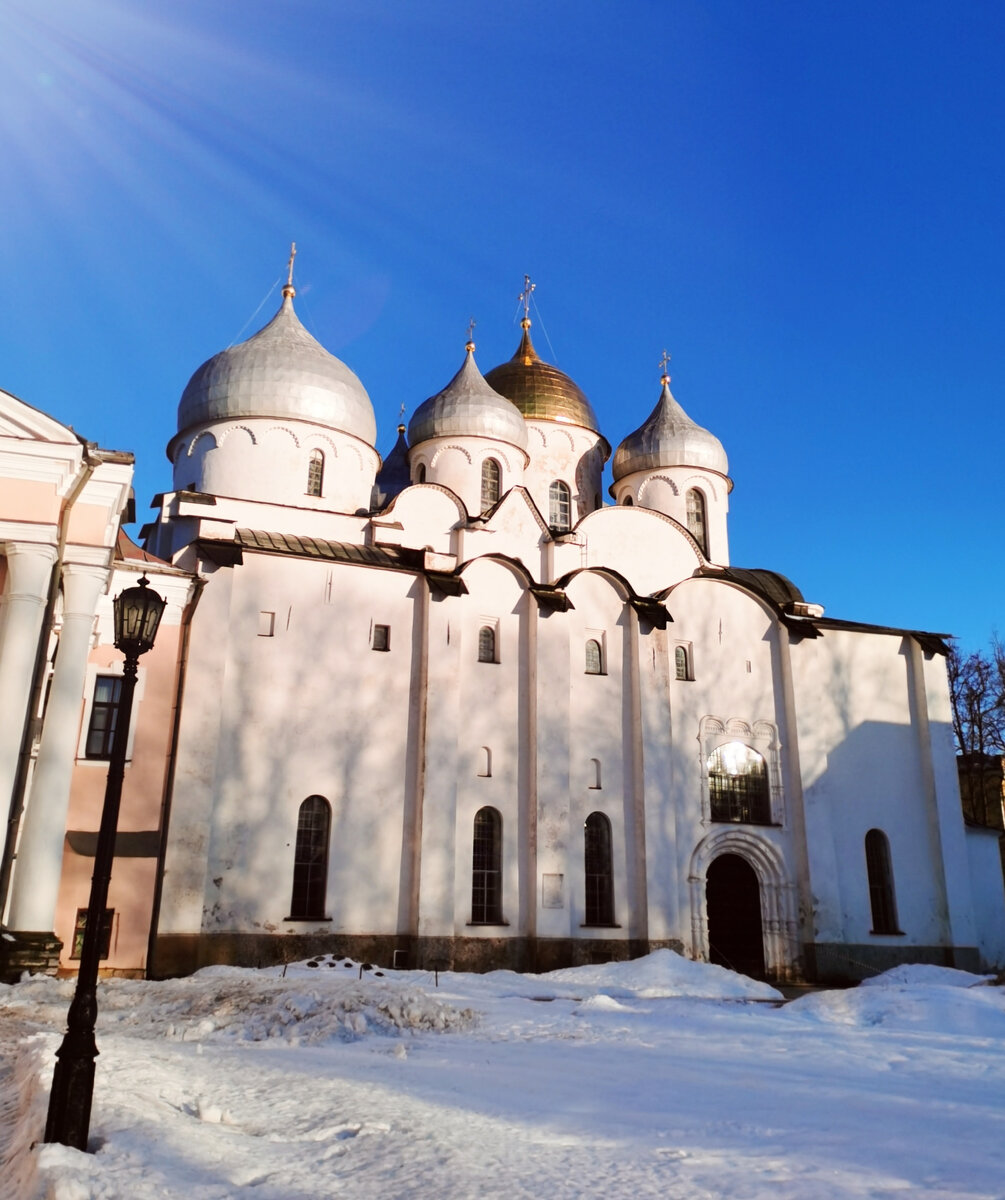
[638,474,679,502]
[342,442,365,470]
[185,430,218,458]
[430,442,474,467]
[687,828,799,981]
[217,424,258,447]
[683,474,720,502]
[697,715,783,826]
[485,447,516,474]
[527,425,548,448]
[258,425,302,449]
[303,432,340,457]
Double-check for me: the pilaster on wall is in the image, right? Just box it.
[7,563,109,933]
[0,543,58,852]
[533,598,569,940]
[908,639,978,952]
[415,590,462,939]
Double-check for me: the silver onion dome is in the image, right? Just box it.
[612,378,728,480]
[408,343,528,449]
[177,290,376,446]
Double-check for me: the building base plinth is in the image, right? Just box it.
[152,932,662,979]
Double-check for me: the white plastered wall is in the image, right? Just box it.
[171,418,379,515]
[612,466,730,565]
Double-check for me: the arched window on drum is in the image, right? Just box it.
[686,488,707,556]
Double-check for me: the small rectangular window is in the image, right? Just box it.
[372,624,390,652]
[258,611,275,637]
[71,907,114,959]
[85,676,122,759]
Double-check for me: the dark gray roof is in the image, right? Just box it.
[373,426,411,509]
[698,566,805,608]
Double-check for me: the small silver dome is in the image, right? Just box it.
[408,345,528,450]
[177,292,376,446]
[613,380,728,480]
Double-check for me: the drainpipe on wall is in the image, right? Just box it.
[0,442,102,922]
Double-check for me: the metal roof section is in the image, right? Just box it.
[372,424,411,509]
[613,378,729,481]
[176,292,376,447]
[693,565,951,651]
[483,320,605,441]
[408,342,528,450]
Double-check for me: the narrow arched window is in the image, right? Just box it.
[622,495,633,506]
[477,746,492,777]
[865,829,900,934]
[289,796,330,919]
[416,464,426,484]
[707,742,770,825]
[686,488,708,555]
[472,806,503,923]
[675,645,690,681]
[589,758,602,789]
[481,458,501,512]
[549,480,571,531]
[306,449,325,497]
[478,625,496,663]
[585,639,603,675]
[584,812,614,925]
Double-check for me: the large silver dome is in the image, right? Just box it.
[177,292,376,446]
[613,380,728,480]
[409,345,528,449]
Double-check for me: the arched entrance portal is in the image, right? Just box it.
[706,853,765,979]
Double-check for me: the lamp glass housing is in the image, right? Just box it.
[113,576,166,658]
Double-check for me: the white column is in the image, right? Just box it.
[7,564,108,932]
[0,543,58,834]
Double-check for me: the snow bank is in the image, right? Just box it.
[0,1027,45,1199]
[0,957,476,1046]
[535,948,783,1001]
[858,963,995,989]
[785,970,1005,1035]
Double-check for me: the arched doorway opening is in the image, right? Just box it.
[706,853,765,979]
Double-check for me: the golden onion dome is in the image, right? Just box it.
[484,320,601,434]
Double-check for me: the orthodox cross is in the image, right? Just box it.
[286,243,297,288]
[519,274,536,321]
[466,317,476,346]
[659,349,671,383]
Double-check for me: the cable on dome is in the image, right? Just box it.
[227,274,283,348]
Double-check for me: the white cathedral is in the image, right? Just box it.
[1,268,1003,984]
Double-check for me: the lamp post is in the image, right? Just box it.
[45,575,166,1151]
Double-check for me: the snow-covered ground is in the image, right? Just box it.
[3,951,1005,1199]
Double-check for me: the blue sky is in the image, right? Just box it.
[1,0,1002,651]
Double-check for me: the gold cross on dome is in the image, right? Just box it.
[466,317,476,347]
[519,274,536,321]
[659,349,671,383]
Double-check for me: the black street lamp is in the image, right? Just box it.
[45,575,166,1150]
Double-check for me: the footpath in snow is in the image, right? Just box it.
[2,950,1004,1199]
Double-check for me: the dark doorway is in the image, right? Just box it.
[706,853,765,979]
